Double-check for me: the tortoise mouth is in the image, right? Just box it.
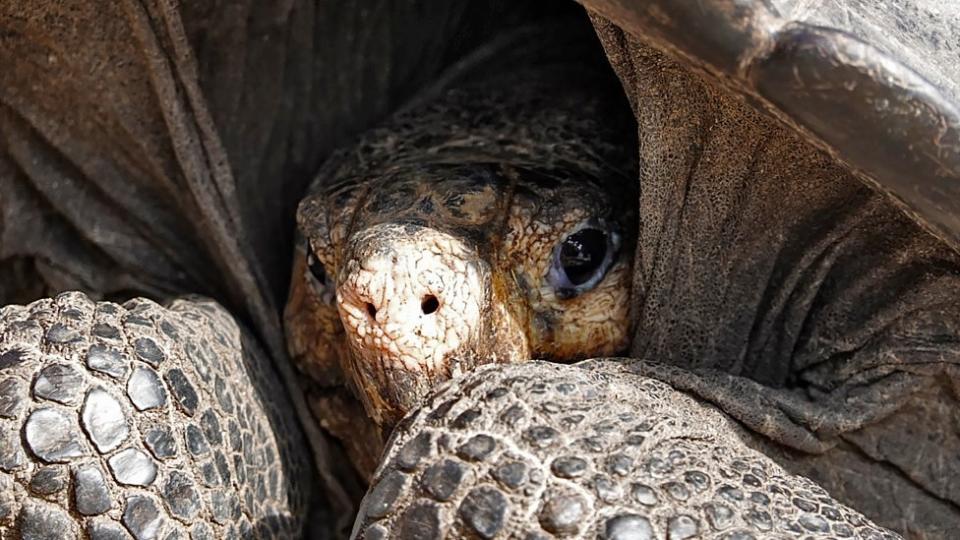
[333,223,495,425]
[284,4,633,486]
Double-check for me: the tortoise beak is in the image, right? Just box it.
[335,222,490,426]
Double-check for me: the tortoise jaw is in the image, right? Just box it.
[334,223,495,426]
[340,310,533,427]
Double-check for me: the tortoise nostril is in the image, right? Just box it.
[421,295,439,315]
[366,303,378,319]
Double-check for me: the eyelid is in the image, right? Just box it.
[304,237,331,268]
[305,240,330,281]
[545,218,621,298]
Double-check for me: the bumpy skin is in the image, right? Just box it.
[286,25,638,477]
[0,292,310,539]
[0,6,953,540]
[586,21,960,538]
[354,361,898,540]
[4,3,960,537]
[285,20,943,540]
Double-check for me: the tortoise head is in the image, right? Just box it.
[287,159,636,427]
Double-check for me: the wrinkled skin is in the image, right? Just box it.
[294,14,960,540]
[285,24,638,477]
[589,17,960,537]
[353,361,902,539]
[0,1,581,531]
[2,1,960,539]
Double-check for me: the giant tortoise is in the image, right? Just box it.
[0,1,958,539]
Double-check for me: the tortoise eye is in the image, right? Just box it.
[546,220,621,299]
[305,243,329,287]
[304,240,337,306]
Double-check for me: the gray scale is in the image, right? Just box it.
[122,495,165,540]
[539,491,588,535]
[81,388,128,453]
[108,448,157,487]
[133,338,165,367]
[0,378,23,419]
[33,364,85,405]
[0,429,25,472]
[143,428,177,460]
[0,349,28,370]
[17,501,76,539]
[24,408,87,462]
[126,366,167,411]
[458,485,508,538]
[162,471,202,520]
[604,514,654,540]
[29,465,67,496]
[74,464,113,516]
[45,323,82,345]
[163,369,197,417]
[87,520,132,540]
[86,345,130,380]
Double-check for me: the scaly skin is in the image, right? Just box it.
[0,4,953,540]
[353,360,899,540]
[285,25,638,477]
[0,17,931,540]
[0,292,310,539]
[285,23,917,540]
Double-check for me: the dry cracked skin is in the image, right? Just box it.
[0,7,934,540]
[284,23,638,477]
[283,20,960,539]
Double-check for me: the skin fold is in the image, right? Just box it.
[291,20,960,538]
[0,2,955,537]
[284,23,638,478]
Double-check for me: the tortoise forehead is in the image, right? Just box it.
[306,161,619,259]
[362,163,509,231]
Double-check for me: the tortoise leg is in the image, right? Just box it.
[352,360,899,539]
[0,292,312,539]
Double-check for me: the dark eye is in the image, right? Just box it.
[306,243,329,286]
[546,220,621,299]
